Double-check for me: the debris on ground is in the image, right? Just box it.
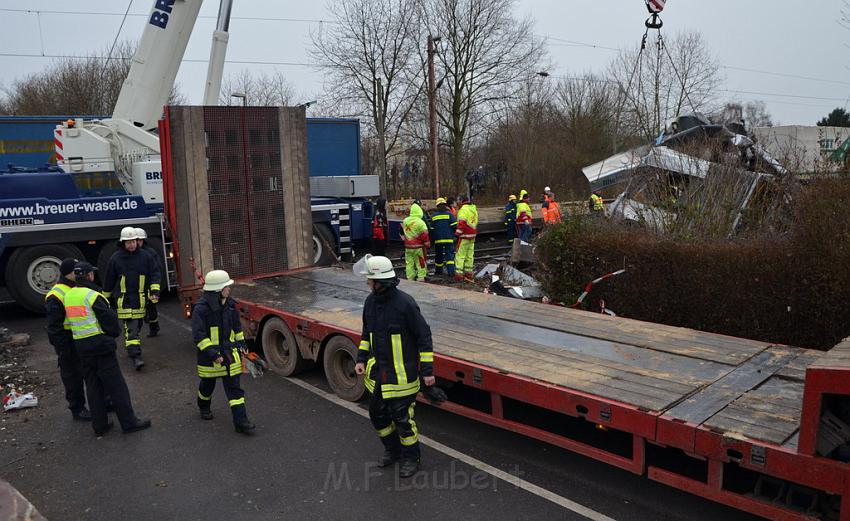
[583,113,789,236]
[475,264,500,279]
[2,387,38,412]
[0,328,41,394]
[485,263,547,301]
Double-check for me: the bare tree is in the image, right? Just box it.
[608,31,722,141]
[716,100,774,129]
[311,0,425,192]
[0,41,184,116]
[426,0,546,192]
[219,70,297,106]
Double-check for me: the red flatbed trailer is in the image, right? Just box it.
[178,267,850,521]
[160,104,850,520]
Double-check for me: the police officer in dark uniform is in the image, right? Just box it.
[354,255,434,477]
[191,269,255,434]
[64,262,151,437]
[429,198,457,277]
[45,258,90,421]
[103,226,161,370]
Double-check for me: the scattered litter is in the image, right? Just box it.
[3,386,38,412]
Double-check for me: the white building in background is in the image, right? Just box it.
[754,126,850,174]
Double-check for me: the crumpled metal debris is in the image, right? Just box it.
[486,263,547,301]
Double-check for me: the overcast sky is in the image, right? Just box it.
[1,0,848,126]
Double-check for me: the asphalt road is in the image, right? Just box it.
[0,297,763,521]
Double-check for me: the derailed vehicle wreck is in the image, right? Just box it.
[583,114,791,236]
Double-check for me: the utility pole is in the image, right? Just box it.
[375,78,387,195]
[427,35,441,198]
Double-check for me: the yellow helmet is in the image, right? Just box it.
[508,194,517,201]
[435,197,447,205]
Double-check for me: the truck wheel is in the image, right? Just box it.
[261,317,308,376]
[5,244,83,313]
[322,336,365,402]
[312,223,337,266]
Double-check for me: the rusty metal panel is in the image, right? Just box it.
[164,105,312,287]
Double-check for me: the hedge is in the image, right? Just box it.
[535,179,850,349]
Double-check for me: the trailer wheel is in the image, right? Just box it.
[323,336,365,402]
[261,317,308,376]
[5,244,83,313]
[313,223,337,266]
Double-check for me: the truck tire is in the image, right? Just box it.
[312,223,337,266]
[322,336,365,402]
[5,244,83,313]
[261,317,309,376]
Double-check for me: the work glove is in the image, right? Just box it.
[422,385,448,405]
[149,290,160,303]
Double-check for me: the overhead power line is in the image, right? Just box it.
[720,65,850,87]
[0,7,338,25]
[0,52,319,68]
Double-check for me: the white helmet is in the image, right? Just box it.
[354,254,397,280]
[134,227,147,240]
[203,270,234,291]
[119,226,139,241]
[544,186,552,193]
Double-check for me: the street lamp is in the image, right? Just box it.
[428,35,442,198]
[230,92,247,107]
[298,100,317,109]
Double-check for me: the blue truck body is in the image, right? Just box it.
[0,114,373,312]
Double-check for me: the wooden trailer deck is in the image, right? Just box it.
[235,266,814,450]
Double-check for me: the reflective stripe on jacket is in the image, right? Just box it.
[46,282,72,330]
[103,247,161,318]
[358,286,434,399]
[429,209,457,243]
[456,203,478,239]
[403,203,430,249]
[64,287,107,340]
[192,293,245,378]
[516,201,533,224]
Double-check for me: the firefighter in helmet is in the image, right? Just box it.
[354,255,434,477]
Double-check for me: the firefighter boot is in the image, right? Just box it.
[235,419,256,434]
[399,458,420,478]
[133,357,145,371]
[198,397,213,420]
[379,436,402,467]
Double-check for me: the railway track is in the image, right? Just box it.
[389,244,512,270]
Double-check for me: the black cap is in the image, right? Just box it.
[73,261,97,276]
[60,258,78,277]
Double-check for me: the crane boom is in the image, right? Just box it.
[113,0,204,130]
[202,0,233,105]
